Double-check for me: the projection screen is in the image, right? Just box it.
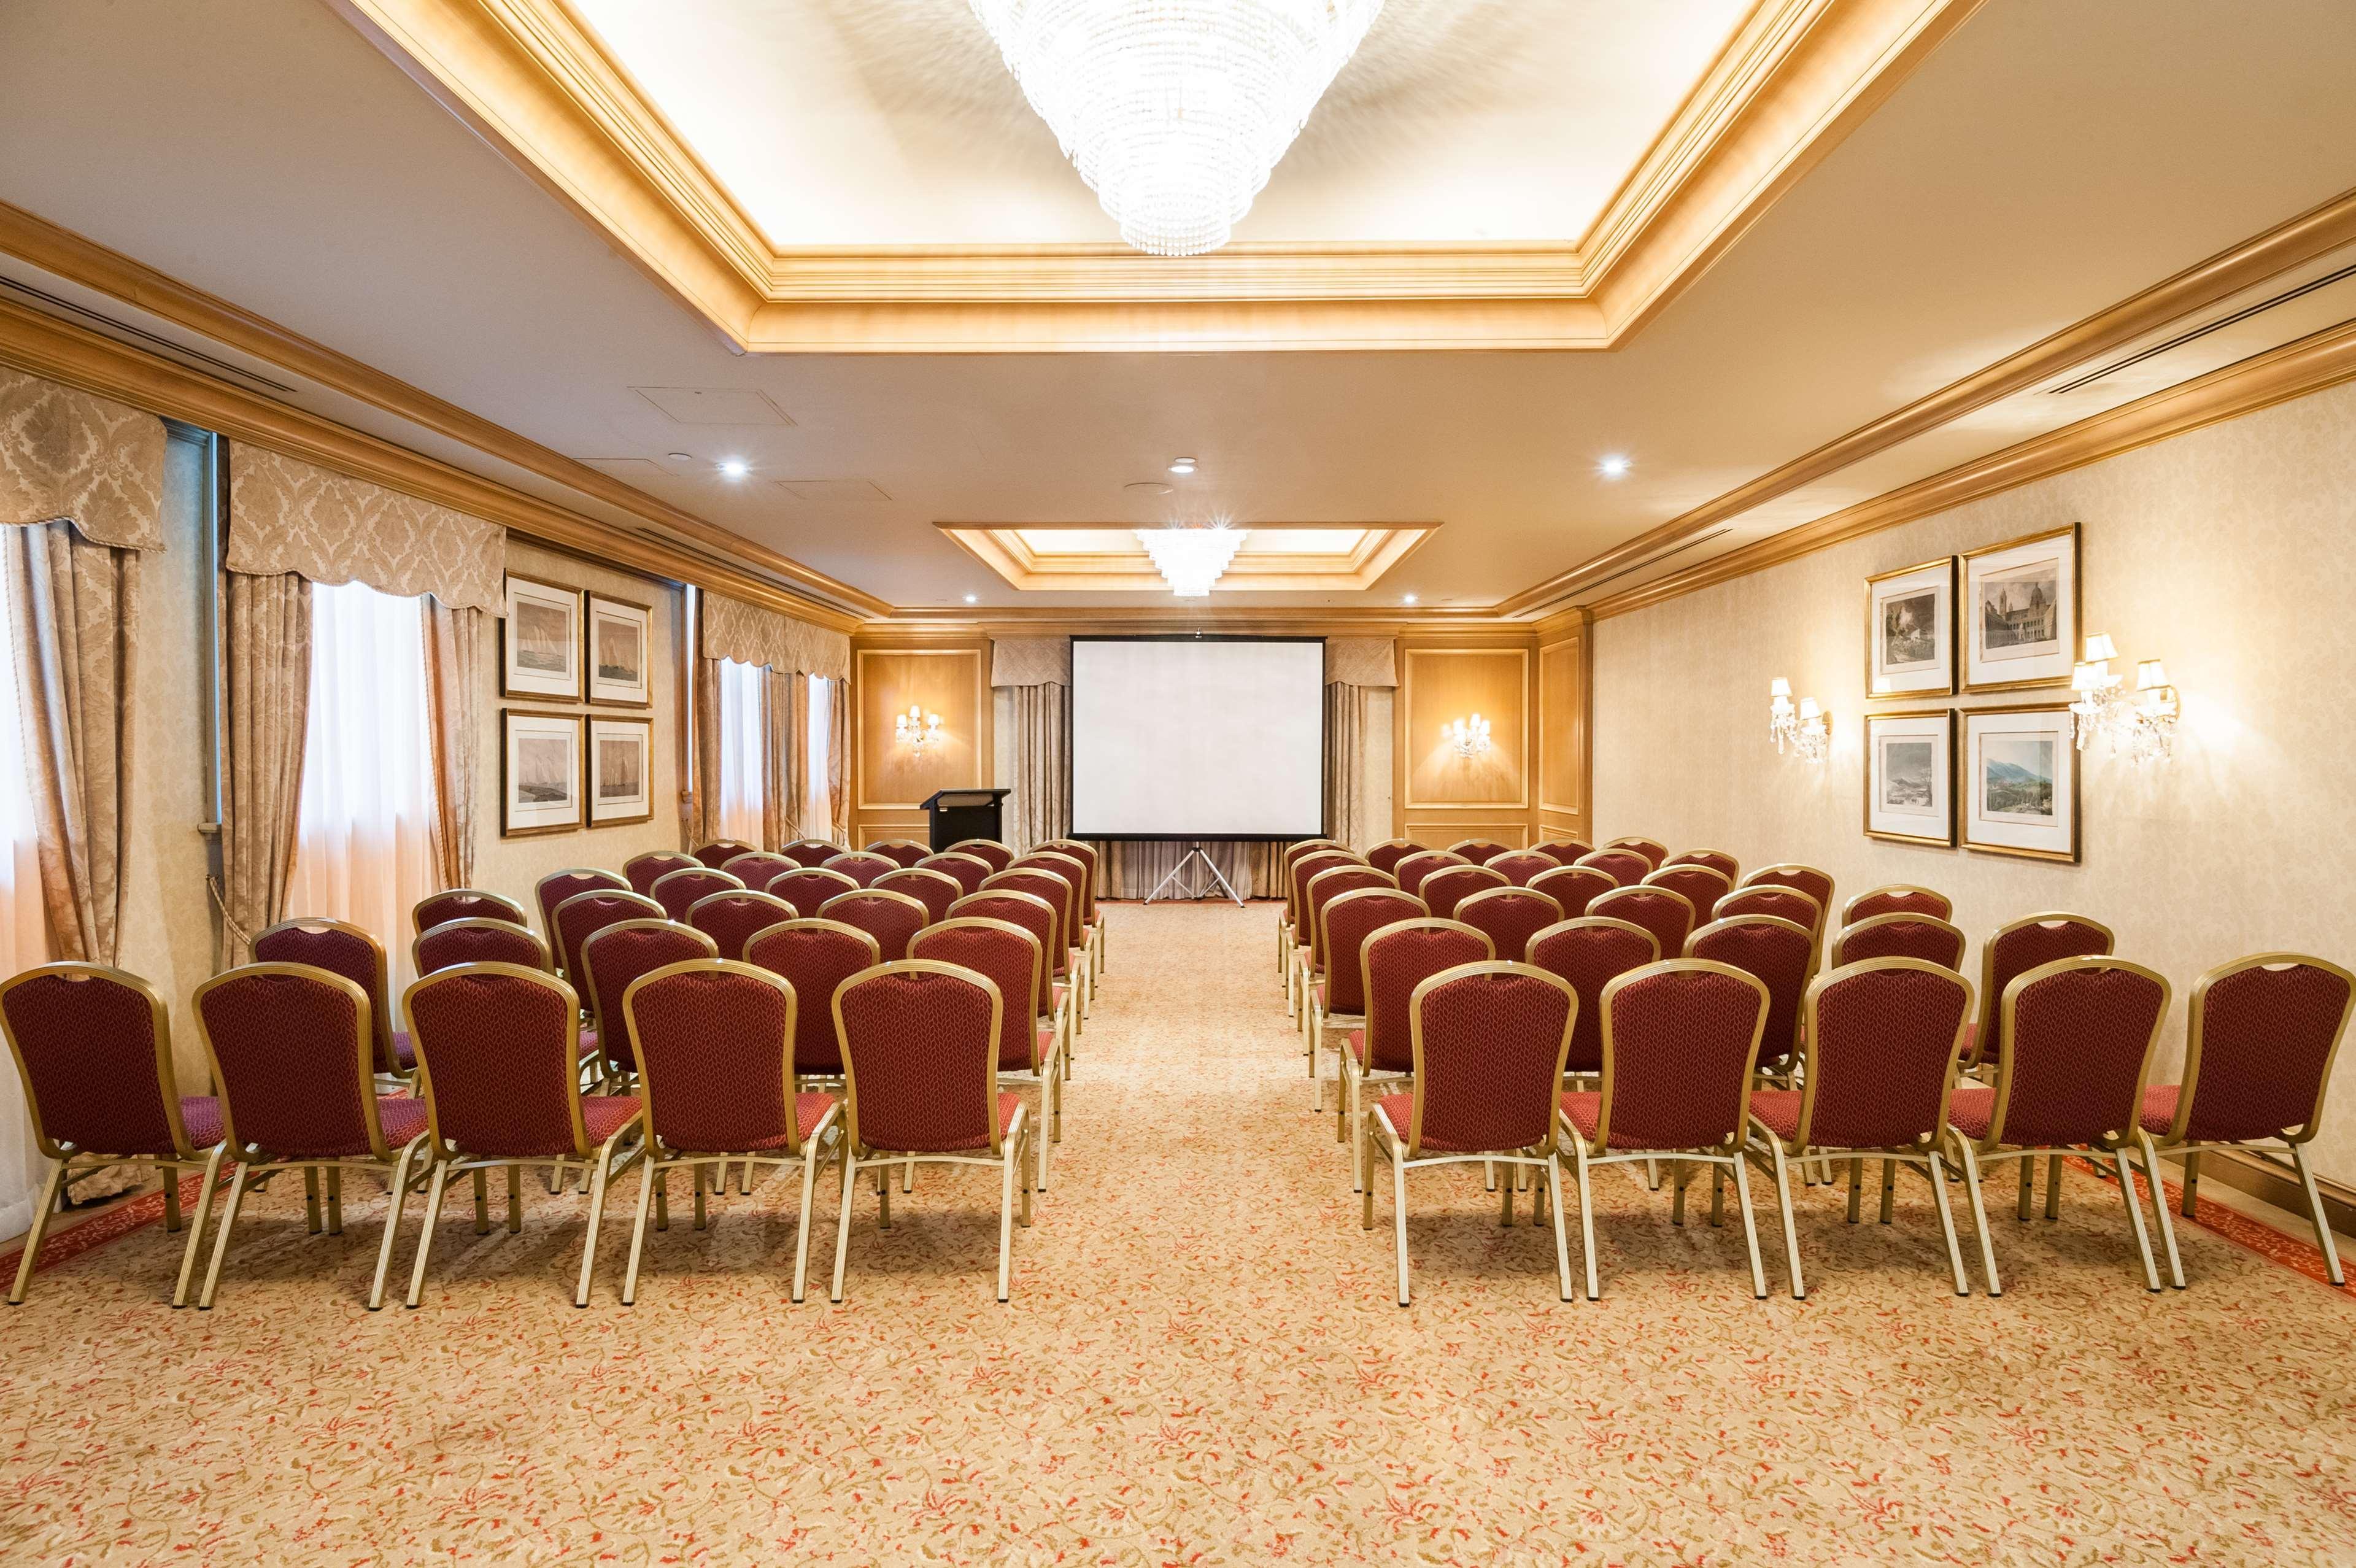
[1070,636,1326,840]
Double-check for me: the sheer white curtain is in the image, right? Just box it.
[0,571,55,1239]
[714,657,766,846]
[285,579,438,994]
[804,673,829,841]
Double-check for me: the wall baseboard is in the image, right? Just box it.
[2160,1147,2356,1242]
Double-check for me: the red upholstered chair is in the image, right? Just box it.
[412,887,528,937]
[1664,848,1739,882]
[1487,850,1559,888]
[984,869,1083,1045]
[686,889,797,960]
[1747,959,1977,1298]
[1360,962,1580,1305]
[1643,863,1732,919]
[691,839,758,870]
[1686,914,1816,1081]
[2136,954,2355,1289]
[828,961,1035,1302]
[743,919,882,1080]
[414,917,550,977]
[651,866,744,923]
[781,838,843,868]
[819,887,932,964]
[188,964,435,1310]
[1038,839,1108,980]
[551,889,665,992]
[1299,865,1399,1063]
[1533,840,1593,865]
[1574,849,1650,888]
[1558,959,1772,1300]
[1283,849,1360,1011]
[720,851,798,890]
[876,867,964,927]
[1526,917,1660,1080]
[399,964,644,1307]
[1740,864,1836,925]
[824,851,898,889]
[1012,851,1094,1014]
[1419,864,1506,922]
[252,918,409,1083]
[1843,883,1952,925]
[918,851,994,898]
[1275,840,1345,975]
[1446,838,1512,866]
[949,890,1074,1069]
[579,919,717,1083]
[1390,850,1466,903]
[0,965,227,1307]
[910,918,1061,1191]
[1364,838,1427,876]
[949,838,1016,874]
[620,960,844,1303]
[1339,919,1495,1189]
[1589,886,1696,965]
[622,852,700,898]
[1712,884,1824,940]
[1945,956,2171,1293]
[1605,836,1669,870]
[1529,864,1616,919]
[1964,913,2114,1073]
[1833,913,1966,971]
[1454,886,1562,964]
[1308,886,1427,1108]
[535,867,630,944]
[864,839,931,868]
[767,865,859,918]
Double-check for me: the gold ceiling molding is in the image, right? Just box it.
[328,0,1976,352]
[937,520,1437,593]
[882,603,1520,633]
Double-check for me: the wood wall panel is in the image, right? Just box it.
[1401,648,1529,810]
[1537,621,1592,844]
[852,645,989,850]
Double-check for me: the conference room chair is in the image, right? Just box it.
[1008,851,1093,1013]
[1528,863,1616,919]
[1746,958,1977,1298]
[1686,914,1817,1084]
[819,887,932,964]
[550,889,665,997]
[691,840,758,870]
[1038,839,1108,979]
[1273,839,1346,976]
[742,919,880,1083]
[1360,962,1580,1305]
[1282,847,1359,1012]
[1297,863,1400,1054]
[909,918,1062,1191]
[917,850,994,898]
[252,917,411,1084]
[1963,914,2115,1077]
[2136,952,2355,1289]
[412,887,528,937]
[414,917,550,977]
[767,865,859,919]
[1454,886,1562,963]
[829,961,1035,1303]
[1843,883,1952,925]
[1391,849,1467,903]
[399,964,644,1308]
[1558,960,1773,1300]
[620,960,844,1305]
[0,964,226,1308]
[1712,884,1825,943]
[1421,864,1507,922]
[1604,836,1669,870]
[781,838,843,869]
[1832,913,1967,971]
[686,889,797,960]
[535,867,630,948]
[579,918,716,1084]
[875,867,964,926]
[948,838,1016,874]
[1574,848,1650,888]
[622,852,700,898]
[1526,917,1660,1086]
[1663,848,1739,882]
[1589,886,1697,964]
[1446,838,1513,866]
[1643,863,1732,919]
[1307,886,1426,1108]
[824,851,898,889]
[1486,849,1559,888]
[650,866,745,924]
[865,839,932,869]
[1945,956,2171,1294]
[720,851,798,890]
[1340,919,1495,1189]
[979,868,1080,992]
[1739,864,1837,927]
[948,889,1074,1076]
[1532,840,1593,865]
[188,964,433,1311]
[1364,838,1427,876]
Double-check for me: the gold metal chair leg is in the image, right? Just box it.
[197,1161,255,1310]
[1573,1141,1601,1301]
[403,1160,452,1310]
[1953,1138,2001,1296]
[303,1166,323,1234]
[622,1159,659,1305]
[2136,1132,2185,1289]
[172,1147,228,1309]
[1767,1142,1804,1300]
[2016,1156,2036,1221]
[1729,1152,1768,1299]
[506,1164,523,1234]
[2292,1144,2345,1287]
[472,1167,490,1234]
[1390,1146,1412,1307]
[1925,1147,1971,1296]
[830,1149,861,1303]
[574,1147,616,1308]
[6,1159,68,1305]
[1545,1153,1574,1301]
[1878,1159,1896,1225]
[163,1166,183,1234]
[2044,1152,2063,1221]
[2106,1147,2161,1291]
[325,1167,343,1235]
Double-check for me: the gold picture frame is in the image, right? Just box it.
[500,573,582,701]
[500,708,584,838]
[1864,708,1955,847]
[1960,703,2079,863]
[584,591,654,708]
[587,714,655,827]
[1866,556,1956,698]
[1961,524,2080,693]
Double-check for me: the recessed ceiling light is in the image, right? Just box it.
[1168,457,1197,476]
[666,452,693,464]
[1597,454,1631,479]
[963,593,978,604]
[719,458,751,479]
[1402,593,1418,605]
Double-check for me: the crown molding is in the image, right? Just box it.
[328,0,1976,352]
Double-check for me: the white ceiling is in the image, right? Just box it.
[1,0,2353,614]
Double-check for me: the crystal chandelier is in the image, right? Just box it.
[1136,524,1246,596]
[1442,713,1491,757]
[894,704,944,751]
[2071,633,2179,762]
[969,0,1386,257]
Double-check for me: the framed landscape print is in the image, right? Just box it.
[1866,557,1955,697]
[587,716,654,827]
[1864,709,1955,846]
[1961,704,2078,862]
[1961,525,2079,692]
[584,592,653,708]
[501,574,582,700]
[501,709,583,837]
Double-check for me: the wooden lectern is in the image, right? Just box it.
[920,788,1012,852]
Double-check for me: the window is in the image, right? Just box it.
[0,570,54,1237]
[713,657,765,846]
[806,673,829,841]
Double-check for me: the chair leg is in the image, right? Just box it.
[1729,1153,1767,1299]
[1497,1160,1513,1227]
[163,1165,183,1234]
[1710,1164,1725,1229]
[692,1164,708,1230]
[1309,1011,1322,1107]
[791,1144,825,1304]
[1847,1157,1864,1224]
[303,1167,322,1234]
[1878,1159,1896,1225]
[2180,1150,2201,1219]
[1573,1143,1601,1301]
[368,1145,420,1310]
[1767,1143,1804,1300]
[1390,1149,1412,1307]
[574,1149,616,1308]
[197,1161,255,1310]
[402,1159,451,1310]
[831,1149,859,1303]
[2017,1155,2036,1221]
[1360,1128,1377,1232]
[1953,1138,2001,1297]
[472,1167,490,1234]
[2044,1152,2064,1221]
[1546,1154,1574,1302]
[6,1159,68,1305]
[326,1167,343,1235]
[997,1142,1018,1303]
[2136,1131,2186,1289]
[506,1164,523,1234]
[2106,1148,2161,1291]
[1035,1080,1052,1195]
[1925,1148,1971,1296]
[172,1147,228,1308]
[622,1158,659,1306]
[2291,1144,2345,1287]
[654,1167,670,1232]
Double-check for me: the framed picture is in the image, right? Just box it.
[587,715,654,827]
[501,709,583,837]
[1961,525,2079,692]
[1866,557,1955,697]
[1961,704,2078,863]
[584,592,654,708]
[501,574,582,700]
[1863,709,1955,846]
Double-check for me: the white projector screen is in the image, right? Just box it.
[1071,637,1326,840]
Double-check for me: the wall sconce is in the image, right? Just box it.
[2071,633,2176,762]
[894,703,943,751]
[1769,678,1797,751]
[1793,697,1831,763]
[1770,678,1829,762]
[2132,658,2179,761]
[1442,713,1492,757]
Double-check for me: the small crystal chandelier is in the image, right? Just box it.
[2073,633,2179,762]
[1768,678,1799,752]
[969,0,1386,257]
[1768,678,1828,762]
[1442,713,1491,757]
[1136,524,1246,597]
[894,704,944,751]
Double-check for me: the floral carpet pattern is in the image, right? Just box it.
[2,902,2353,1565]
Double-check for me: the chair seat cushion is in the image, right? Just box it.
[1347,1029,1365,1063]
[391,1030,414,1070]
[1947,1086,1997,1140]
[580,1095,642,1146]
[1748,1087,1803,1144]
[377,1096,430,1151]
[1312,982,1326,1008]
[2139,1083,2179,1136]
[179,1095,224,1151]
[578,1027,601,1061]
[1958,1019,1980,1063]
[1557,1091,1650,1151]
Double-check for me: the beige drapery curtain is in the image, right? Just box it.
[1322,637,1397,855]
[693,590,847,849]
[1005,683,1070,852]
[761,666,809,848]
[422,597,479,889]
[691,654,724,847]
[218,568,311,964]
[825,676,850,845]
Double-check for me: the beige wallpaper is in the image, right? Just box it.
[1594,379,2356,1186]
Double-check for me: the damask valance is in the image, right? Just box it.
[226,445,504,610]
[991,635,1071,688]
[1324,636,1397,687]
[701,589,851,681]
[0,367,167,551]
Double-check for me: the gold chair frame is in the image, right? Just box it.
[909,917,1062,1194]
[1338,919,1495,1192]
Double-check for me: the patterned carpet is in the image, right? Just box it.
[2,901,2353,1565]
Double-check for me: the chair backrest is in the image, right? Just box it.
[579,919,717,1076]
[1359,919,1495,1073]
[1318,888,1427,1016]
[252,917,398,1076]
[1364,839,1427,875]
[1525,917,1658,1075]
[1285,849,1358,923]
[1403,963,1578,1157]
[1486,849,1559,887]
[2165,953,2355,1146]
[1843,883,1952,925]
[1532,840,1593,865]
[909,918,1049,1072]
[551,889,666,986]
[1643,863,1732,917]
[415,917,550,976]
[691,840,757,870]
[1980,914,2115,1033]
[651,866,745,923]
[1740,864,1836,921]
[743,918,881,1074]
[404,964,587,1159]
[622,851,700,898]
[833,961,1005,1156]
[1792,959,1974,1151]
[412,887,528,937]
[948,890,1061,1018]
[1604,836,1669,870]
[1685,914,1817,1072]
[1419,865,1507,921]
[767,866,860,918]
[1528,864,1616,919]
[917,851,994,897]
[1589,886,1696,964]
[1038,840,1102,923]
[535,867,630,939]
[782,838,844,868]
[1663,848,1739,881]
[1712,884,1824,937]
[193,964,390,1160]
[865,839,931,869]
[1832,913,1966,971]
[1391,850,1467,901]
[0,964,192,1161]
[1979,957,2169,1149]
[1585,960,1769,1153]
[1453,886,1563,964]
[1303,865,1396,969]
[824,851,898,888]
[948,838,1016,873]
[686,889,797,960]
[818,888,932,962]
[876,867,964,925]
[981,870,1073,961]
[1446,838,1512,866]
[1009,850,1089,927]
[1278,839,1344,890]
[624,960,803,1154]
[1574,848,1650,887]
[720,851,798,890]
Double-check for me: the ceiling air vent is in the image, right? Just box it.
[0,276,296,395]
[2048,261,2356,395]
